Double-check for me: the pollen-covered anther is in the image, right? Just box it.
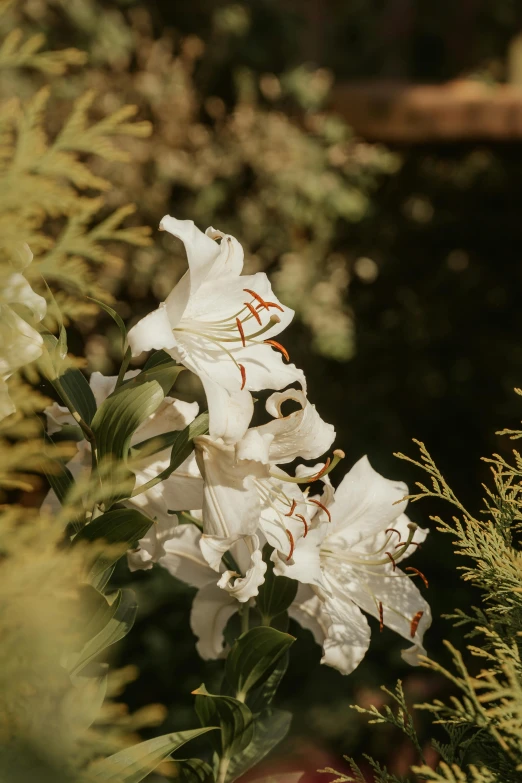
[295,513,308,537]
[243,288,272,311]
[406,567,429,589]
[285,528,295,561]
[259,300,284,313]
[244,301,262,324]
[309,498,332,521]
[238,363,246,390]
[378,601,384,632]
[385,551,396,571]
[285,499,297,517]
[264,339,290,361]
[410,610,424,638]
[236,317,246,347]
[310,459,331,481]
[385,528,402,540]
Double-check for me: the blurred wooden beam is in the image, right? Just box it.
[331,79,522,143]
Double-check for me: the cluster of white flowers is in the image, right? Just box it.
[0,245,46,420]
[46,216,431,675]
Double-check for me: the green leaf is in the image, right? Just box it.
[131,411,209,462]
[41,334,97,425]
[175,758,215,783]
[225,627,295,701]
[87,297,127,350]
[69,588,136,676]
[225,709,292,783]
[246,652,289,714]
[194,685,254,758]
[142,349,176,370]
[72,508,153,578]
[90,727,217,783]
[129,414,210,504]
[92,363,184,463]
[44,454,75,505]
[256,544,298,623]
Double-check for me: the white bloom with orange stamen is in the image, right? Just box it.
[128,216,305,444]
[273,455,431,675]
[193,389,336,602]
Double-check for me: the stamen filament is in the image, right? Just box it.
[269,450,345,484]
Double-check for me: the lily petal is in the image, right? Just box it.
[160,523,216,588]
[2,273,46,321]
[328,455,409,544]
[200,375,254,443]
[289,585,371,675]
[128,303,177,357]
[127,514,177,571]
[217,535,267,602]
[272,523,328,592]
[255,389,335,464]
[194,435,268,540]
[190,581,238,660]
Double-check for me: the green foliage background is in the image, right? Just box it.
[4,0,522,780]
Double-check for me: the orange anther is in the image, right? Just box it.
[295,513,308,537]
[285,529,295,561]
[263,301,284,313]
[236,317,246,347]
[285,499,297,517]
[406,567,429,589]
[238,363,246,390]
[244,301,262,324]
[385,528,402,540]
[385,551,396,570]
[244,288,270,310]
[410,610,424,639]
[378,601,384,632]
[264,340,289,361]
[310,458,331,482]
[309,498,332,522]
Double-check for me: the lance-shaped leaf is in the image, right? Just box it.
[69,588,136,676]
[87,297,127,351]
[256,544,298,624]
[41,333,97,425]
[246,653,289,715]
[174,758,215,783]
[72,508,154,578]
[90,727,217,783]
[225,709,292,783]
[194,685,254,758]
[225,627,295,701]
[129,413,210,497]
[92,363,184,464]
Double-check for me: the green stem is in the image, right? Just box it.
[217,756,230,783]
[241,604,250,635]
[53,377,95,444]
[115,345,132,390]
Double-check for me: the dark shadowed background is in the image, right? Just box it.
[11,1,522,779]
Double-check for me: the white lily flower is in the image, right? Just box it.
[43,371,203,562]
[193,388,336,602]
[156,522,263,659]
[0,244,46,419]
[128,216,305,443]
[273,456,431,675]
